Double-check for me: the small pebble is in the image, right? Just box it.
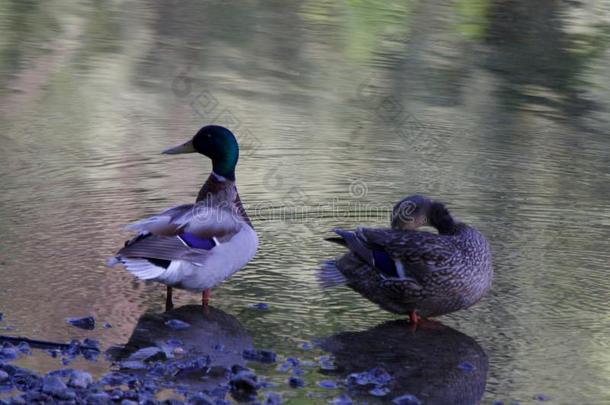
[370,386,390,397]
[17,342,30,354]
[248,303,269,310]
[288,376,304,388]
[164,319,191,330]
[68,370,93,389]
[127,347,163,362]
[317,379,338,389]
[65,316,95,330]
[299,342,313,351]
[0,370,9,382]
[83,338,100,349]
[104,322,112,328]
[41,375,67,396]
[331,393,353,405]
[264,391,282,405]
[0,346,19,361]
[534,394,549,401]
[319,355,337,371]
[242,349,277,363]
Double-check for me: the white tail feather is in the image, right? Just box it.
[317,260,347,288]
[122,258,166,280]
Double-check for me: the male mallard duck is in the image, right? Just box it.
[319,195,492,324]
[108,125,258,310]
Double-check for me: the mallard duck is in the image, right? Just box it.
[319,195,492,324]
[108,125,258,310]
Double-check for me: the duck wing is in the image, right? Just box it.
[112,203,245,267]
[124,202,242,239]
[331,227,457,281]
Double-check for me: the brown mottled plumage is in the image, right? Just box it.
[320,195,492,318]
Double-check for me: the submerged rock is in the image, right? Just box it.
[288,376,304,388]
[229,365,259,402]
[242,349,276,363]
[346,367,392,387]
[68,370,93,389]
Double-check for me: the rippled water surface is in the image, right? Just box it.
[1,1,609,403]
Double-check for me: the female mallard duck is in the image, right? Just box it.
[108,125,258,310]
[319,195,492,324]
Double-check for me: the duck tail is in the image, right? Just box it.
[317,260,347,288]
[324,236,347,246]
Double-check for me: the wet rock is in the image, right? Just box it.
[83,338,100,350]
[288,376,304,388]
[7,396,26,405]
[41,375,69,397]
[148,361,168,377]
[264,391,282,405]
[299,342,313,351]
[164,319,191,330]
[369,386,390,396]
[187,392,216,405]
[68,370,93,389]
[318,379,338,389]
[82,347,100,361]
[100,372,130,386]
[346,367,392,387]
[120,400,138,405]
[0,313,3,321]
[128,347,165,362]
[16,343,30,355]
[120,360,147,370]
[0,370,8,382]
[0,346,18,361]
[242,349,276,363]
[331,393,353,405]
[318,355,337,371]
[86,391,112,404]
[48,369,74,378]
[229,365,258,402]
[392,393,422,405]
[65,316,95,330]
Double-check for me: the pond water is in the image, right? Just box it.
[1,0,609,403]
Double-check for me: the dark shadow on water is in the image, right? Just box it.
[109,305,253,391]
[321,320,488,405]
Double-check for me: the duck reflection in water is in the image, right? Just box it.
[109,305,253,395]
[321,320,488,405]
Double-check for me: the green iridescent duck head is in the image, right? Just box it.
[163,125,239,181]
